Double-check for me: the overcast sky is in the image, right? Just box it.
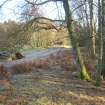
[0,0,23,21]
[0,0,65,22]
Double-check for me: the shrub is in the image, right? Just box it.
[11,62,33,74]
[0,64,11,81]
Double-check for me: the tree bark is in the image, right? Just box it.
[96,0,102,86]
[88,0,96,57]
[101,0,105,79]
[62,0,90,81]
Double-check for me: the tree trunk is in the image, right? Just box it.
[62,0,90,81]
[96,0,102,86]
[88,0,96,57]
[101,0,105,79]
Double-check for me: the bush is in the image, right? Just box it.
[0,64,11,81]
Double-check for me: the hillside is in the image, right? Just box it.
[0,48,105,105]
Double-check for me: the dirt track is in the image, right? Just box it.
[0,48,66,67]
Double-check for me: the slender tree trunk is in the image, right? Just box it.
[92,20,96,56]
[101,0,105,79]
[96,0,102,86]
[84,0,91,55]
[89,0,96,57]
[62,0,90,81]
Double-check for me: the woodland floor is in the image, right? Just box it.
[0,48,105,105]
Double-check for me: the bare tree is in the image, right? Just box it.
[24,0,91,80]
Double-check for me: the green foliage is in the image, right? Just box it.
[0,19,70,53]
[28,28,70,49]
[0,20,31,53]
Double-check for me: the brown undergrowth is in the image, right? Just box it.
[0,49,101,105]
[0,49,96,81]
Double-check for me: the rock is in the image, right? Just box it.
[15,52,25,59]
[72,71,79,78]
[0,51,11,61]
[11,52,25,60]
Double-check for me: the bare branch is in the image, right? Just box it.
[72,3,85,14]
[23,16,66,32]
[25,0,62,6]
[0,0,12,8]
[25,0,51,5]
[32,17,65,22]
